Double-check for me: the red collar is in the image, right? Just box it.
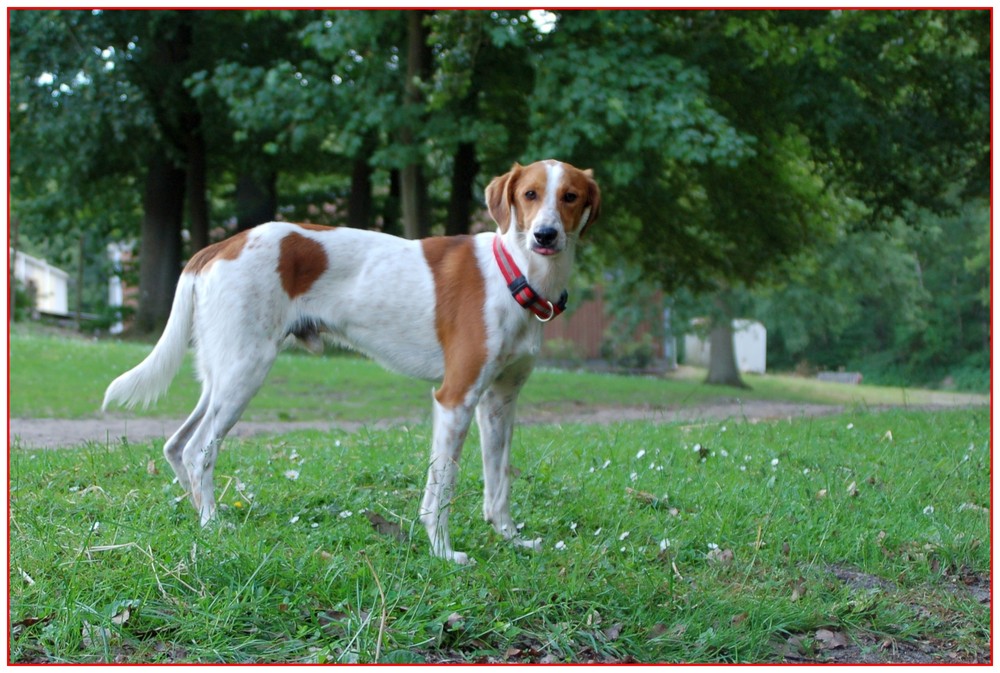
[492,235,568,322]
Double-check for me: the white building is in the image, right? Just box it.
[684,319,767,374]
[10,249,70,316]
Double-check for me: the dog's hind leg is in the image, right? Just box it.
[476,364,540,550]
[420,396,476,564]
[182,343,279,526]
[163,386,211,506]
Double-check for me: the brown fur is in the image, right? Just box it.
[421,236,488,408]
[277,232,329,299]
[184,230,250,274]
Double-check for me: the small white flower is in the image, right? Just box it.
[636,449,646,459]
[619,531,630,541]
[284,469,300,480]
[339,510,353,519]
[923,505,934,516]
[555,540,567,550]
[290,515,300,524]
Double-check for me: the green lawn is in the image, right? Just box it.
[8,325,990,662]
[8,325,987,422]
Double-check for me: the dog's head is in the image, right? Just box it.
[485,160,601,257]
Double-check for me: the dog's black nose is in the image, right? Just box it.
[534,227,559,247]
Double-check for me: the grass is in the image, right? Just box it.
[10,408,990,663]
[9,325,990,662]
[8,324,987,422]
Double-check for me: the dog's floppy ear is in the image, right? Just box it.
[579,168,602,238]
[485,163,522,233]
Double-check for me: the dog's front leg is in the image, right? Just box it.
[477,377,541,552]
[420,396,475,564]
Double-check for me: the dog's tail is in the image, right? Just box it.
[103,273,196,411]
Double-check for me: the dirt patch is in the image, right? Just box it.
[8,401,843,450]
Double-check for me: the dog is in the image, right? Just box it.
[103,159,601,563]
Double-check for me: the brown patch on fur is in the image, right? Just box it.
[277,232,329,299]
[184,230,250,274]
[421,236,488,408]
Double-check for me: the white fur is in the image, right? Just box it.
[103,161,592,563]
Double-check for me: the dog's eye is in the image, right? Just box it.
[563,193,578,204]
[524,190,537,201]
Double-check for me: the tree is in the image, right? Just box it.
[527,10,989,387]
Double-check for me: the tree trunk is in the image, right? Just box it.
[400,10,432,240]
[186,125,210,251]
[135,150,186,334]
[381,169,402,237]
[704,295,749,388]
[400,165,430,239]
[347,139,375,229]
[445,141,478,236]
[235,171,277,232]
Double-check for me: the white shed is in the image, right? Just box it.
[10,249,70,315]
[683,319,767,374]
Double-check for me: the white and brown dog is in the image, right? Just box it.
[103,159,600,563]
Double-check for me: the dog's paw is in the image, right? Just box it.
[446,550,475,565]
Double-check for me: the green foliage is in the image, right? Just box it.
[754,200,990,391]
[8,9,990,385]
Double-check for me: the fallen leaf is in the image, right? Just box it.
[814,628,848,650]
[445,612,465,631]
[10,614,52,639]
[110,606,131,626]
[82,622,112,648]
[602,622,623,641]
[707,547,735,566]
[363,510,406,542]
